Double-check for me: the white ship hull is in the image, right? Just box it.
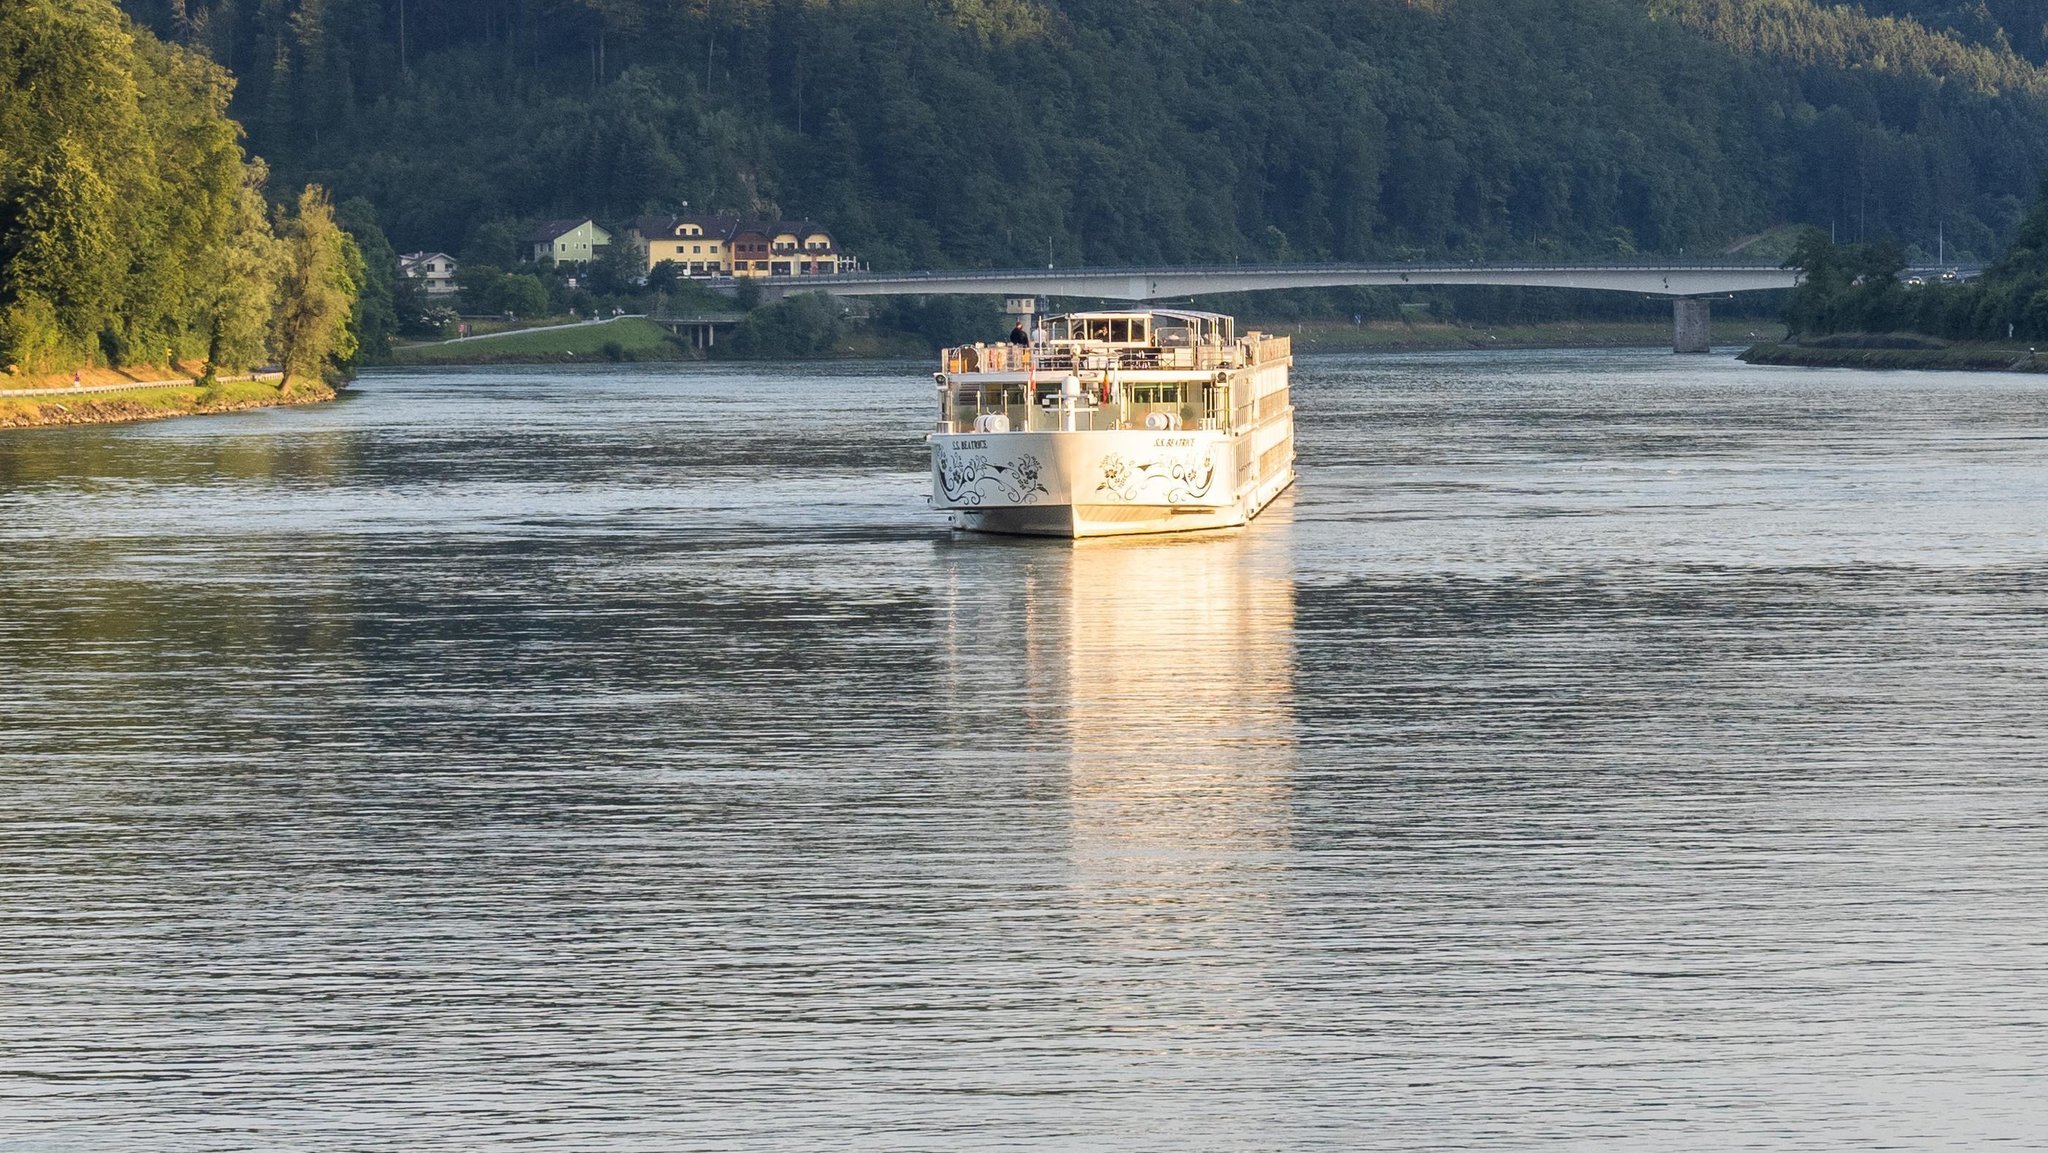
[930,422,1295,538]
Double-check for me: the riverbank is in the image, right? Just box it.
[390,317,690,364]
[1278,318,1787,352]
[0,373,327,430]
[1740,338,2048,372]
[389,316,1788,365]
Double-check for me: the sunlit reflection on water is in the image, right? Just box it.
[3,354,2047,1149]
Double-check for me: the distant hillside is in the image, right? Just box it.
[1649,0,2048,94]
[1857,0,2047,63]
[113,0,2048,271]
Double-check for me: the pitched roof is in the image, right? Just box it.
[529,217,597,244]
[633,215,836,243]
[633,214,742,241]
[396,251,456,271]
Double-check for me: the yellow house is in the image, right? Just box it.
[631,215,739,277]
[631,215,849,278]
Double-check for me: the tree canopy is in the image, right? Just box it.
[1786,178,2048,341]
[0,0,362,378]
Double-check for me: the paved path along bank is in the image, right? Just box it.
[426,313,647,346]
[0,372,275,397]
[0,374,323,430]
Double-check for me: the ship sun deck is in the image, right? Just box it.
[936,309,1290,435]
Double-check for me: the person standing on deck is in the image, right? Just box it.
[1008,321,1029,346]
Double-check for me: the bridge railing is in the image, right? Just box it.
[760,259,1796,285]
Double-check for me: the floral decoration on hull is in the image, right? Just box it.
[935,453,1049,505]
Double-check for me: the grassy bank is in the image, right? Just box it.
[390,317,686,364]
[1740,340,2048,372]
[1273,318,1787,353]
[0,375,328,429]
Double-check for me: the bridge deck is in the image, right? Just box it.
[741,263,1799,302]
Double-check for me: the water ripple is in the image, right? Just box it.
[2,353,2046,1150]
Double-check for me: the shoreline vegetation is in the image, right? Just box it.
[1759,189,2048,373]
[1739,337,2048,372]
[1279,319,1786,354]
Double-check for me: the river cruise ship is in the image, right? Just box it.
[928,309,1295,537]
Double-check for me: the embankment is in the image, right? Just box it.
[390,317,687,365]
[1740,337,2048,372]
[391,316,1791,364]
[1245,319,1787,353]
[0,375,329,430]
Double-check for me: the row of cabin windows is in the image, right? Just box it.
[953,384,1188,404]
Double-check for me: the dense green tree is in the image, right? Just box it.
[729,292,844,357]
[1786,177,2048,340]
[204,164,284,376]
[337,196,399,363]
[272,185,361,391]
[2,0,163,368]
[454,263,508,310]
[499,273,549,318]
[2,0,360,378]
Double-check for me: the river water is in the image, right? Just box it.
[2,350,2045,1150]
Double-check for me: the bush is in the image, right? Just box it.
[728,292,844,358]
[500,273,548,318]
[0,296,67,373]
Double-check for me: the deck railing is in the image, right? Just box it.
[935,333,1286,434]
[937,382,1233,434]
[941,334,1289,377]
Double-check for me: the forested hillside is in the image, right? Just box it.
[109,0,2048,272]
[1851,1,2045,63]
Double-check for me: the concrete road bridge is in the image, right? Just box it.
[741,262,1801,352]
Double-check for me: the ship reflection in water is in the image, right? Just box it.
[8,354,2048,1148]
[939,502,1298,1016]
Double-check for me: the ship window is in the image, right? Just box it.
[1129,384,1182,404]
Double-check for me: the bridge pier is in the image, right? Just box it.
[1673,297,1712,354]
